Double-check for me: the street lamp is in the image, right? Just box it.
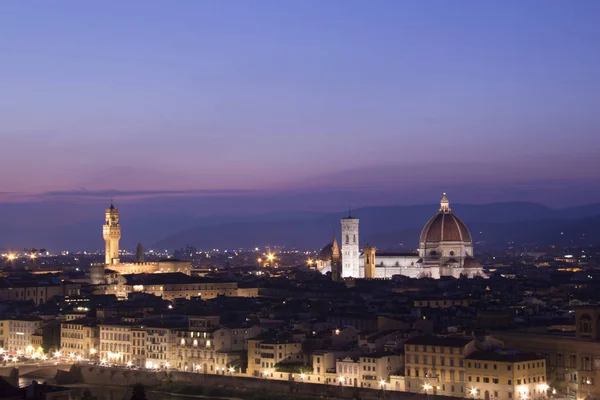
[470,388,478,398]
[300,373,306,381]
[424,383,433,400]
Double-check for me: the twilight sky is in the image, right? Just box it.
[1,0,600,210]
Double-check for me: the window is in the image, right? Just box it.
[483,378,489,383]
[508,393,513,399]
[493,378,499,384]
[508,380,512,385]
[507,365,512,371]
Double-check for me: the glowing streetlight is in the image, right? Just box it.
[26,345,34,353]
[307,259,314,266]
[127,361,133,367]
[54,351,61,358]
[165,362,170,368]
[470,388,478,398]
[16,350,22,356]
[380,380,386,387]
[0,348,4,354]
[423,383,433,391]
[300,373,306,380]
[229,367,235,373]
[7,254,15,261]
[339,376,345,384]
[41,355,47,361]
[538,384,550,392]
[89,348,97,355]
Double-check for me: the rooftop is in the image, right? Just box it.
[404,335,473,348]
[467,349,544,363]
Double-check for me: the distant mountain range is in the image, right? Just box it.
[1,201,599,252]
[153,202,600,251]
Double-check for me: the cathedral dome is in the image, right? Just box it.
[420,193,472,244]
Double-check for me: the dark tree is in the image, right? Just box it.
[136,243,144,263]
[131,384,147,400]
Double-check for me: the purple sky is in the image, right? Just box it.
[1,1,600,210]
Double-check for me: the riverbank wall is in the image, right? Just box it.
[71,365,458,400]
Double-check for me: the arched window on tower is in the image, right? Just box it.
[346,235,349,244]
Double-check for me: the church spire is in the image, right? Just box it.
[440,192,451,213]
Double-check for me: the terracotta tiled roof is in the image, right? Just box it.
[420,212,472,243]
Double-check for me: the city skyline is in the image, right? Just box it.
[1,1,599,208]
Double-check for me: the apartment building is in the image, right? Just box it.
[131,327,147,367]
[175,316,260,374]
[335,353,403,389]
[494,306,600,400]
[5,316,44,352]
[404,335,475,398]
[145,325,176,369]
[248,331,307,378]
[466,350,547,400]
[60,318,100,358]
[0,320,8,349]
[99,322,134,364]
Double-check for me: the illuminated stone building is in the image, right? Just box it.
[90,203,191,285]
[493,306,600,400]
[59,318,100,359]
[319,193,487,279]
[341,214,359,278]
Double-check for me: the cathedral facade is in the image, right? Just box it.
[318,194,487,280]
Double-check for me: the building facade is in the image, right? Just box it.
[5,317,44,353]
[466,350,548,400]
[60,319,100,358]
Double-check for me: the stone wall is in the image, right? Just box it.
[73,365,460,400]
